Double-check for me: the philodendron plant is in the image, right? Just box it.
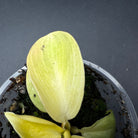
[5,31,116,138]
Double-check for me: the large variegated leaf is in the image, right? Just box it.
[80,110,116,138]
[5,112,71,138]
[26,31,85,123]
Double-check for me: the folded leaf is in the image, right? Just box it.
[80,110,116,138]
[5,112,66,138]
[27,31,85,123]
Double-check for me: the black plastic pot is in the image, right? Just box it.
[0,60,138,138]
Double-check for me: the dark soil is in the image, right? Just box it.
[70,65,107,128]
[0,65,107,137]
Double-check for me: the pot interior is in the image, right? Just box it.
[0,61,137,138]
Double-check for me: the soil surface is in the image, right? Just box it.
[11,66,106,137]
[0,65,107,137]
[0,65,134,138]
[2,65,134,138]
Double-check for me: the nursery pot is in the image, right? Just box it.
[0,60,138,138]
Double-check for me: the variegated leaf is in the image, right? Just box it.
[27,31,85,123]
[5,112,68,138]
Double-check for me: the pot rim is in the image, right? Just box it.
[83,60,138,137]
[0,60,137,137]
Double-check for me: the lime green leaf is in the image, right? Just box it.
[26,71,46,112]
[80,110,116,138]
[71,135,85,138]
[5,112,65,138]
[26,31,85,123]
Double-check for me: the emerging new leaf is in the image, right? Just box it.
[26,31,85,123]
[80,110,116,138]
[5,112,71,138]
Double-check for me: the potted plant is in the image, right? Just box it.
[0,31,137,138]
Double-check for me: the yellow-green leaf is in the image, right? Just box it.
[26,31,85,123]
[80,110,116,138]
[5,112,65,138]
[26,71,46,112]
[63,130,71,138]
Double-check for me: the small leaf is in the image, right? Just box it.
[63,130,71,138]
[5,112,65,138]
[26,71,46,112]
[80,110,116,138]
[26,31,85,123]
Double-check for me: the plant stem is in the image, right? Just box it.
[62,121,71,130]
